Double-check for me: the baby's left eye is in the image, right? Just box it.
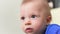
[31,15,37,18]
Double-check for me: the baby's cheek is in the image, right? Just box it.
[31,19,44,29]
[31,19,42,27]
[21,23,25,31]
[31,19,42,25]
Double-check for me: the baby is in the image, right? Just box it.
[20,0,60,34]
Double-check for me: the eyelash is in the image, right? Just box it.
[31,15,37,18]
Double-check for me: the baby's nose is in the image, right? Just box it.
[25,21,31,25]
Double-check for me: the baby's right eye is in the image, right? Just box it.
[21,17,25,20]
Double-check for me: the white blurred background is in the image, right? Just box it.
[0,0,60,34]
[0,0,25,34]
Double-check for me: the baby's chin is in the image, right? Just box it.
[25,32,35,34]
[25,31,39,34]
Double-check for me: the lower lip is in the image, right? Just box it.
[25,28,33,33]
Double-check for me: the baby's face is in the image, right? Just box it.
[20,2,48,34]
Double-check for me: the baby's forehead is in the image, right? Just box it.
[21,1,48,12]
[20,0,50,15]
[21,2,42,14]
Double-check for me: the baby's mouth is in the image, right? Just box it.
[25,28,33,33]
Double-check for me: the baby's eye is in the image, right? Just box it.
[21,17,25,20]
[31,15,37,18]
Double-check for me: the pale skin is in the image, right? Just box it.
[20,1,51,34]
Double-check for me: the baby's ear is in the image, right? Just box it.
[46,16,51,24]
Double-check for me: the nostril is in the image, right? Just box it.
[25,23,31,25]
